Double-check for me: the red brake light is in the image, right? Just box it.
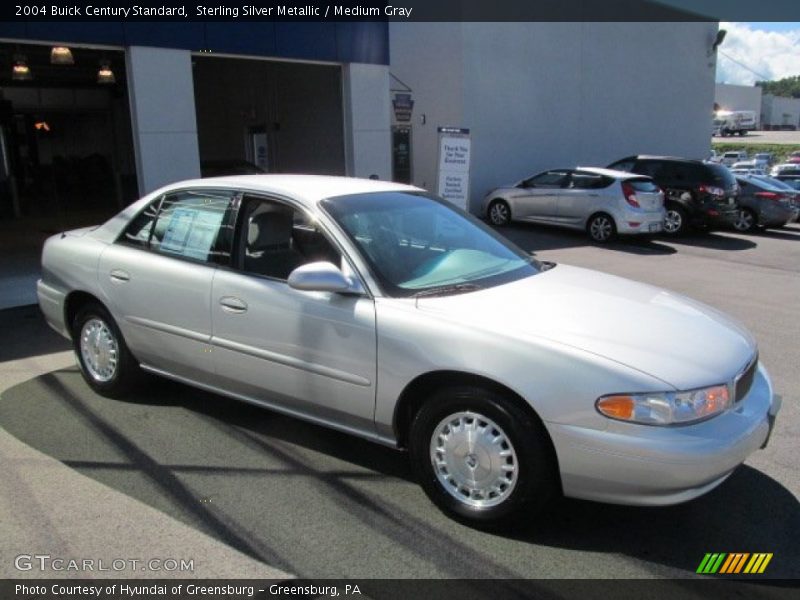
[755,191,782,200]
[698,184,725,197]
[622,181,640,208]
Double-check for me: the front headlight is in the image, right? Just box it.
[596,384,731,425]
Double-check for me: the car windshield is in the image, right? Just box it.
[321,191,542,297]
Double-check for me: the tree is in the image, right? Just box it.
[756,76,800,98]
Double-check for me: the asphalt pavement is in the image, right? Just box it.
[0,222,798,580]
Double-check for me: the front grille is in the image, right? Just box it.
[734,354,758,403]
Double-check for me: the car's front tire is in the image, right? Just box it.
[409,386,557,528]
[72,303,139,398]
[488,200,511,226]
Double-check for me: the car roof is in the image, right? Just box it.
[617,155,706,164]
[156,174,423,205]
[575,166,643,179]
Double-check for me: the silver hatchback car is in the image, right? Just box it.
[482,167,665,242]
[38,175,779,526]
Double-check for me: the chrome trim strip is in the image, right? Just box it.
[138,363,395,447]
[211,336,372,387]
[124,316,211,343]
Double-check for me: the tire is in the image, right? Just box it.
[72,302,139,398]
[587,213,616,243]
[733,208,758,233]
[663,204,687,236]
[409,386,558,528]
[488,199,511,226]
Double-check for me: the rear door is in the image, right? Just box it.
[98,188,235,384]
[514,170,570,221]
[555,171,611,226]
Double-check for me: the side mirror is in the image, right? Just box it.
[288,261,364,295]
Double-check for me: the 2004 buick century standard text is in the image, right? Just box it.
[37,175,781,525]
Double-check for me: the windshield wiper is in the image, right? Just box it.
[412,283,482,299]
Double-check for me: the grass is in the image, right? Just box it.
[712,142,800,163]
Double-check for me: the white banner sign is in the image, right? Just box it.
[436,127,471,210]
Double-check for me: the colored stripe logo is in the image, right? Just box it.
[697,553,773,574]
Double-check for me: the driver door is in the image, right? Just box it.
[210,194,378,433]
[514,170,570,222]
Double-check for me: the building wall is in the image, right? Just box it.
[126,46,201,194]
[391,22,719,213]
[761,94,800,129]
[715,84,762,122]
[342,63,392,180]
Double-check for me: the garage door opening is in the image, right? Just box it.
[193,55,346,177]
[0,42,137,308]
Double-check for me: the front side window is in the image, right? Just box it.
[236,196,341,281]
[525,170,570,188]
[120,198,161,248]
[322,192,541,297]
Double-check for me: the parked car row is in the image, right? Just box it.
[482,154,799,242]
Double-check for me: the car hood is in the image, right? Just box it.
[415,264,756,390]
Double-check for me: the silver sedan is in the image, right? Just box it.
[38,175,779,526]
[482,167,665,242]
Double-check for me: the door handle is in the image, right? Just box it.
[219,296,248,313]
[109,269,130,283]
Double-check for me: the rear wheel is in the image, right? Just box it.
[72,303,139,398]
[488,200,511,226]
[409,387,557,527]
[733,208,757,232]
[663,205,687,235]
[587,213,616,243]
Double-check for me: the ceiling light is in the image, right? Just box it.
[12,55,32,81]
[50,46,74,65]
[97,61,115,84]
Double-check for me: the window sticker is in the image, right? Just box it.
[161,206,224,261]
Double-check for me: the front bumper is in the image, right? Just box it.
[548,363,778,506]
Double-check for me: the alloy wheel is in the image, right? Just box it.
[664,209,683,234]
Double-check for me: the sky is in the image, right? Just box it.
[716,22,800,85]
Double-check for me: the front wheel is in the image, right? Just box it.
[663,205,687,235]
[409,387,557,527]
[72,303,140,398]
[587,214,616,243]
[488,200,511,226]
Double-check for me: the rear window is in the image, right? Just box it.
[704,163,738,188]
[627,178,660,192]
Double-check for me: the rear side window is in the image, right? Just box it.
[149,190,235,263]
[120,199,161,248]
[570,172,613,189]
[627,178,660,192]
[633,161,667,179]
[608,159,635,172]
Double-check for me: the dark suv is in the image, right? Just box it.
[607,156,739,235]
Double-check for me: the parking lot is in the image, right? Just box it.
[0,222,798,580]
